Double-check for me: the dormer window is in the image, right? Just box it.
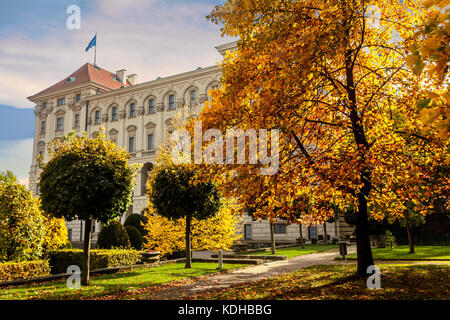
[57,98,65,106]
[65,77,75,84]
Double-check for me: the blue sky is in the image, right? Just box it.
[0,0,231,185]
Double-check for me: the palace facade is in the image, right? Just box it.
[28,42,353,247]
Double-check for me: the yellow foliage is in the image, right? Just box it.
[41,214,68,253]
[143,199,242,258]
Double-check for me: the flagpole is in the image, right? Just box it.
[94,32,97,66]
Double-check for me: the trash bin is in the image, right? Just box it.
[338,241,348,260]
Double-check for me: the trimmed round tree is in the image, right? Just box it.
[125,225,144,250]
[39,131,136,285]
[124,213,147,237]
[148,163,221,268]
[97,220,131,249]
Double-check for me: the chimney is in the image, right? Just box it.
[127,74,137,85]
[115,69,127,84]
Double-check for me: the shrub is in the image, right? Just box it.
[41,214,69,254]
[125,225,144,250]
[124,214,147,236]
[97,220,131,249]
[0,182,45,262]
[386,230,397,250]
[0,260,50,282]
[49,249,141,274]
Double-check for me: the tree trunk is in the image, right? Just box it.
[355,193,374,277]
[270,222,276,254]
[406,221,415,254]
[299,223,304,248]
[323,223,328,244]
[185,215,192,268]
[81,219,92,286]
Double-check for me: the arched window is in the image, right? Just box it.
[141,163,154,196]
[111,106,118,121]
[168,94,175,110]
[129,102,136,118]
[94,110,101,124]
[148,98,155,114]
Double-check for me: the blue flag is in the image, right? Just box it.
[85,34,96,52]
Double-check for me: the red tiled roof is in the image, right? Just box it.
[31,63,130,98]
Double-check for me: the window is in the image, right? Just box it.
[42,102,47,109]
[68,229,72,241]
[76,94,81,102]
[129,103,136,117]
[147,134,154,150]
[56,117,64,131]
[244,224,252,240]
[148,99,155,113]
[74,114,80,128]
[41,120,46,134]
[57,98,65,106]
[168,94,175,110]
[38,150,44,156]
[95,110,101,124]
[274,223,287,234]
[189,89,196,105]
[111,106,118,121]
[128,137,135,153]
[212,84,219,91]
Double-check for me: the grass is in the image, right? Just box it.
[191,264,450,300]
[345,245,450,260]
[0,262,247,300]
[247,244,337,258]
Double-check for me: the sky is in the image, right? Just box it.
[0,0,232,186]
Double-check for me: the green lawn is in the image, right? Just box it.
[0,262,247,300]
[248,244,337,258]
[346,245,450,260]
[191,264,450,300]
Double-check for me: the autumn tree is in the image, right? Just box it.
[39,131,136,285]
[143,198,242,258]
[200,0,448,276]
[0,170,17,184]
[0,181,45,262]
[147,159,221,268]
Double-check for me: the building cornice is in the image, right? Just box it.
[86,65,221,102]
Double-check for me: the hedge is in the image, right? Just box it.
[49,249,141,274]
[0,260,51,282]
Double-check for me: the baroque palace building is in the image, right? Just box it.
[28,42,353,247]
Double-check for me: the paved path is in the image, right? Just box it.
[103,247,356,300]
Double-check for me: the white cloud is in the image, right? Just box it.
[0,0,232,108]
[0,138,33,188]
